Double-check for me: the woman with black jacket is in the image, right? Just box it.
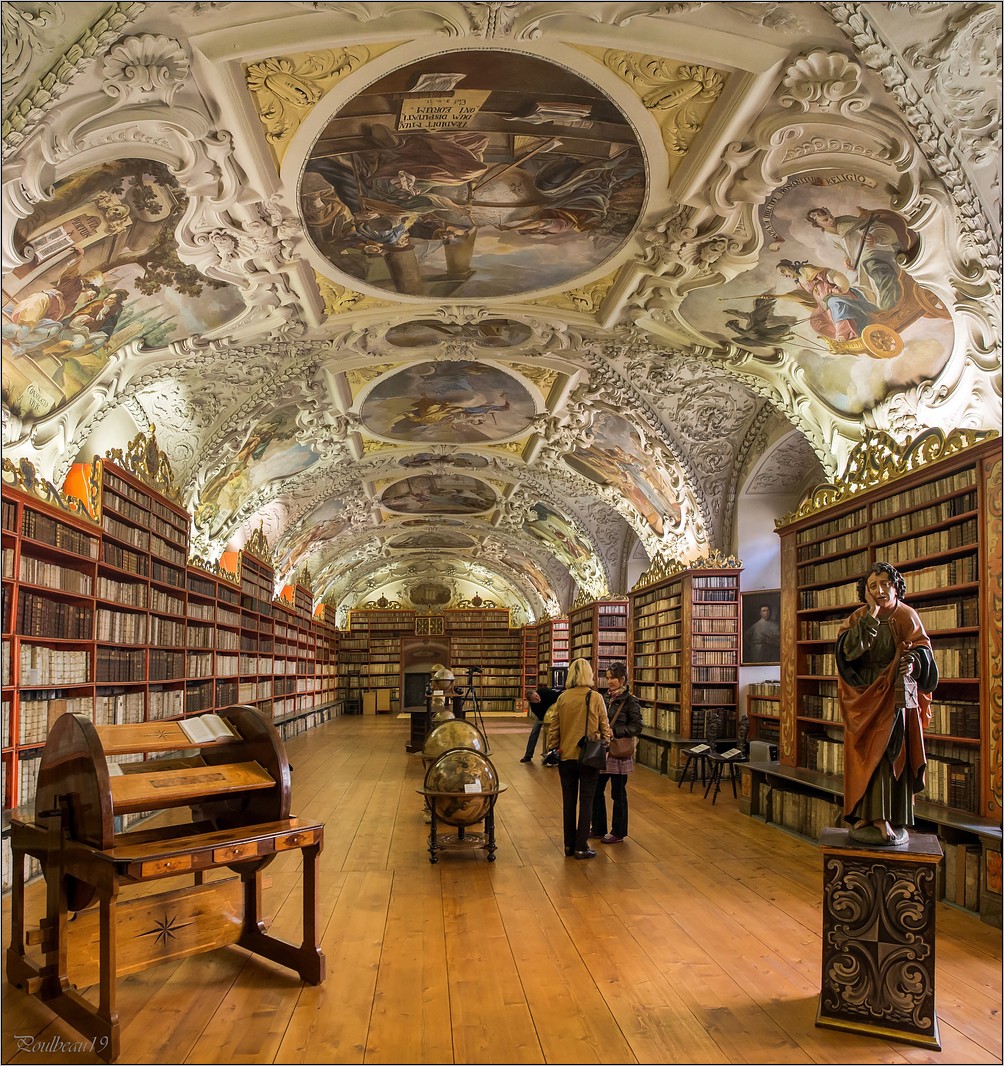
[591,662,643,844]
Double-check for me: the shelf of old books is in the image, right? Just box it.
[568,599,629,692]
[767,430,1002,922]
[746,680,781,747]
[536,617,569,688]
[444,608,521,713]
[629,557,741,781]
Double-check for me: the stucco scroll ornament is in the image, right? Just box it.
[779,50,869,117]
[903,4,1002,169]
[2,2,63,106]
[602,53,725,155]
[100,34,190,106]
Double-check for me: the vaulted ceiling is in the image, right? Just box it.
[2,2,1000,625]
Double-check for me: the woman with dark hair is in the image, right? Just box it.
[591,662,643,844]
[544,658,612,859]
[836,561,938,845]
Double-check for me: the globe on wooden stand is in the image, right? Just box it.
[418,747,505,863]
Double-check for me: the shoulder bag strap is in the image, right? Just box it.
[607,695,625,729]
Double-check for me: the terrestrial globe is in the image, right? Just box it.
[423,748,500,828]
[422,719,488,761]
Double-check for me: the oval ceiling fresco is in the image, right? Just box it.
[386,318,532,349]
[387,531,476,550]
[398,451,490,469]
[300,50,646,299]
[380,474,497,514]
[361,360,535,443]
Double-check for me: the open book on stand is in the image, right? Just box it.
[179,714,238,744]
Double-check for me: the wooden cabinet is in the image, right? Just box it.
[630,561,742,779]
[568,599,629,691]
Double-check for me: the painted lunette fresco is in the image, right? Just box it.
[3,160,243,422]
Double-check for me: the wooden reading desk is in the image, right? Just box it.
[6,705,325,1062]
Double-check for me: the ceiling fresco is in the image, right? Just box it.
[301,50,649,299]
[378,473,497,515]
[3,160,243,421]
[1,2,999,621]
[359,360,537,443]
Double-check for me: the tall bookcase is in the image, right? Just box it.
[521,622,539,700]
[536,617,569,688]
[346,608,418,712]
[568,598,629,691]
[629,558,742,780]
[746,431,1002,922]
[445,608,521,713]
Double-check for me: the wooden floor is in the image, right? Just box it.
[3,715,1001,1065]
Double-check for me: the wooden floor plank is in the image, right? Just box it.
[3,715,1000,1065]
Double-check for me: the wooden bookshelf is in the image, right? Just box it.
[568,598,629,691]
[747,680,781,746]
[1,448,340,884]
[536,617,569,688]
[346,608,417,713]
[763,431,1002,922]
[629,561,742,780]
[444,608,521,714]
[521,623,539,701]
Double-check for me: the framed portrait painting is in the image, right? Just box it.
[741,590,781,665]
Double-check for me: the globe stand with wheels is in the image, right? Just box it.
[418,747,506,863]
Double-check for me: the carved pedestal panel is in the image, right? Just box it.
[817,828,942,1050]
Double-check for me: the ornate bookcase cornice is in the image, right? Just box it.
[776,428,1000,529]
[633,548,743,590]
[242,523,273,565]
[1,456,94,520]
[104,425,181,504]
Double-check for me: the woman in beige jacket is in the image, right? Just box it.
[544,658,612,858]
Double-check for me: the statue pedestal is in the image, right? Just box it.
[816,828,942,1050]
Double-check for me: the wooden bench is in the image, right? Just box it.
[6,706,325,1061]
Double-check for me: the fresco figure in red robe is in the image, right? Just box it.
[836,562,938,846]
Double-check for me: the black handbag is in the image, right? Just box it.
[577,692,608,770]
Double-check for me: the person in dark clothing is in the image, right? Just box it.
[521,684,559,763]
[591,662,643,843]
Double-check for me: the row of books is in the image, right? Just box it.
[885,518,979,565]
[803,734,844,775]
[21,510,98,559]
[926,754,977,813]
[21,555,93,595]
[872,491,976,541]
[802,551,869,584]
[103,470,184,528]
[17,593,92,639]
[103,511,151,550]
[797,526,869,562]
[870,467,976,520]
